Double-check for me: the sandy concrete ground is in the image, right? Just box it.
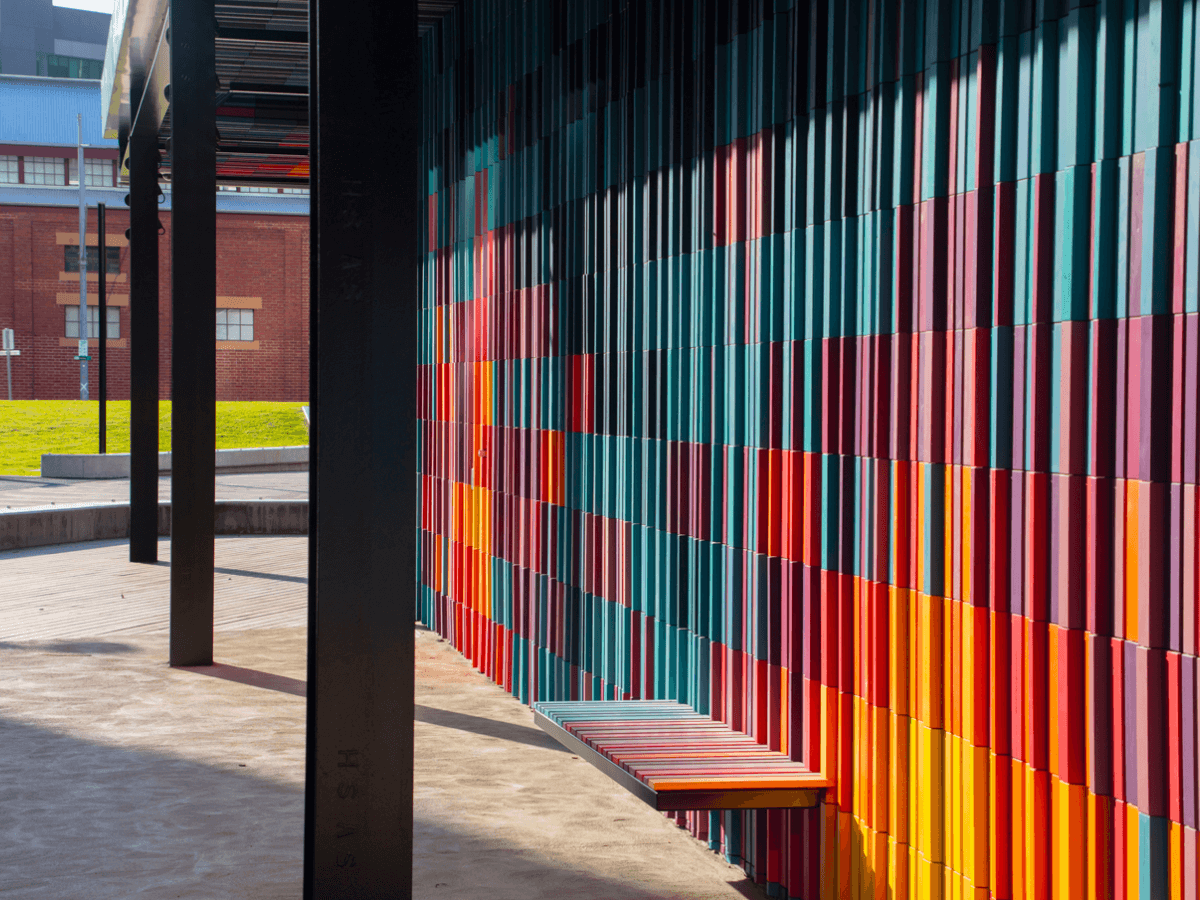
[2,536,308,641]
[0,471,308,510]
[0,537,766,899]
[411,627,766,900]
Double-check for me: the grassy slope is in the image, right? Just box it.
[0,400,308,476]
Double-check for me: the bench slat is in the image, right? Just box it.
[533,700,833,811]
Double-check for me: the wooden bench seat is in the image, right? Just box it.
[532,700,833,811]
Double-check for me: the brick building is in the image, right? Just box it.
[0,73,309,400]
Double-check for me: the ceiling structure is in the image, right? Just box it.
[102,0,454,186]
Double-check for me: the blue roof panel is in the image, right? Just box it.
[0,183,310,217]
[0,75,118,148]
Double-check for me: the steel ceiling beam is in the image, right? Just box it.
[227,82,308,94]
[217,26,307,42]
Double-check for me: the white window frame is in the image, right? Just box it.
[65,306,120,340]
[216,308,254,341]
[23,157,65,186]
[68,158,115,187]
[64,245,121,275]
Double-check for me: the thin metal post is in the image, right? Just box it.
[3,328,13,400]
[77,114,89,400]
[168,0,217,666]
[128,75,160,564]
[98,202,107,454]
[304,0,418,894]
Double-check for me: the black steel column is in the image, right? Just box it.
[304,0,418,894]
[128,82,160,564]
[168,0,216,666]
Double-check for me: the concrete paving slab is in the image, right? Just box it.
[0,628,305,900]
[0,538,768,899]
[1,537,307,640]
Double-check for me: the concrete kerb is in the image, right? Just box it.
[40,446,310,479]
[0,500,308,551]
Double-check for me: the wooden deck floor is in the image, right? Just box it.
[0,536,307,641]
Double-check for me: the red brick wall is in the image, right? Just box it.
[0,203,309,401]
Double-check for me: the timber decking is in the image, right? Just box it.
[0,535,307,641]
[533,700,832,811]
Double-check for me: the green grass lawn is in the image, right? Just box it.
[0,400,308,476]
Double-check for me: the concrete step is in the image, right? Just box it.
[0,499,308,551]
[41,446,309,479]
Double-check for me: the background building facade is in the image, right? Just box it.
[0,74,310,400]
[0,0,108,79]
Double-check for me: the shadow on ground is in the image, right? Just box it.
[213,566,307,585]
[0,639,138,654]
[177,662,306,696]
[0,716,301,900]
[0,715,766,900]
[415,815,768,900]
[415,702,568,751]
[0,536,128,559]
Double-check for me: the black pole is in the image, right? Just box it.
[304,0,417,894]
[168,0,216,666]
[98,201,107,454]
[303,0,319,885]
[128,75,160,564]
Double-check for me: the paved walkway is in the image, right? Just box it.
[0,471,308,511]
[1,536,306,640]
[0,535,765,899]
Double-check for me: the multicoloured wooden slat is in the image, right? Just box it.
[417,1,1200,897]
[534,700,832,811]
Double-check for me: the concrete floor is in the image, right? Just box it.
[0,535,766,899]
[0,471,308,510]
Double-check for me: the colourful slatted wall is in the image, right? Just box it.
[417,1,1200,897]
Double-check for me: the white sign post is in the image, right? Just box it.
[1,327,18,401]
[77,114,89,401]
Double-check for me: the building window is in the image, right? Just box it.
[68,158,115,187]
[0,156,18,184]
[36,52,104,79]
[64,245,121,274]
[217,308,254,341]
[23,157,65,186]
[217,185,309,194]
[65,306,120,339]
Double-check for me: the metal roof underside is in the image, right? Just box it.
[103,0,454,186]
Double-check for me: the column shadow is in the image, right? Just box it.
[175,662,306,697]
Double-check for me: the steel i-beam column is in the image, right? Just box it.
[168,0,216,666]
[128,75,160,564]
[304,0,418,895]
